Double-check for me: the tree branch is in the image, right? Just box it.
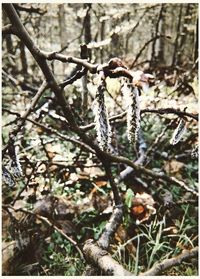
[131,34,171,68]
[2,24,16,35]
[83,239,133,276]
[141,246,198,276]
[2,81,47,157]
[13,3,47,15]
[142,108,198,121]
[97,205,123,250]
[27,118,96,154]
[97,163,123,249]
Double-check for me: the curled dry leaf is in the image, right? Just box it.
[131,192,156,224]
[164,159,184,175]
[132,70,154,93]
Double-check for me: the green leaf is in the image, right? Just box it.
[125,188,134,208]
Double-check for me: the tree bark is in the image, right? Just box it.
[19,40,28,77]
[58,4,66,75]
[172,5,183,66]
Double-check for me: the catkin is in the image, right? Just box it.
[122,83,140,144]
[94,78,111,151]
[11,155,23,178]
[170,118,186,145]
[2,165,15,187]
[191,145,198,159]
[8,142,23,178]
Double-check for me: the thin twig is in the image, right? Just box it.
[80,107,198,132]
[142,108,198,121]
[27,118,95,154]
[131,34,171,68]
[2,81,48,157]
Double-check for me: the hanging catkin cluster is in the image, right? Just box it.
[170,118,186,145]
[93,76,111,151]
[122,82,140,145]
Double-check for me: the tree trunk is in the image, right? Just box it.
[177,4,191,65]
[157,5,166,64]
[58,4,66,75]
[84,3,92,60]
[172,5,183,66]
[150,4,165,67]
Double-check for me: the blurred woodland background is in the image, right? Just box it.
[2,3,198,276]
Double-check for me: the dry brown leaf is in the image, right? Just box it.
[115,224,127,244]
[49,165,58,172]
[91,192,110,212]
[89,181,107,197]
[164,160,184,174]
[131,192,156,224]
[78,174,90,180]
[114,224,137,256]
[95,181,107,187]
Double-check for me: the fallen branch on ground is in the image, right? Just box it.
[83,239,133,276]
[141,246,198,276]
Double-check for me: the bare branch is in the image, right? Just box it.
[27,118,96,154]
[2,69,38,93]
[141,246,198,276]
[97,205,123,249]
[131,34,171,68]
[97,163,123,249]
[143,108,198,121]
[2,24,16,35]
[80,107,198,132]
[13,3,47,15]
[2,81,48,157]
[83,240,133,276]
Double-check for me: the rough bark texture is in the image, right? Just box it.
[83,240,133,276]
